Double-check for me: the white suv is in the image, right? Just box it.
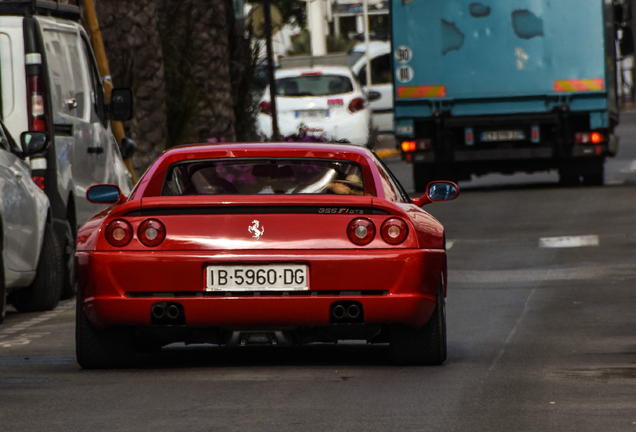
[0,1,134,299]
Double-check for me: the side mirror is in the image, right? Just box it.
[120,137,137,159]
[20,131,48,156]
[87,184,126,205]
[110,88,134,121]
[368,91,381,102]
[412,181,459,206]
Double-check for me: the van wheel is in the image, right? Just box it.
[60,220,77,299]
[11,225,63,312]
[390,281,447,365]
[75,293,136,369]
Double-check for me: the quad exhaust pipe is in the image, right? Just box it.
[330,301,363,323]
[151,302,185,325]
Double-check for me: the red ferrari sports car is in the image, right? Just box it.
[75,142,458,368]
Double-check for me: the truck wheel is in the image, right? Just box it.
[60,220,77,300]
[582,160,604,186]
[390,280,447,365]
[11,225,63,313]
[413,163,435,192]
[75,293,136,369]
[558,170,580,186]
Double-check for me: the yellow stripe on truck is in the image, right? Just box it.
[397,85,446,98]
[554,79,604,92]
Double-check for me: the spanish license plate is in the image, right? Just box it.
[295,109,329,118]
[206,264,308,291]
[481,130,525,142]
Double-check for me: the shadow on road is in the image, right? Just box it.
[137,343,393,369]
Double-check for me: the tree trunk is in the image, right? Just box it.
[159,0,236,146]
[94,0,169,172]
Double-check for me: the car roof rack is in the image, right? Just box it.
[279,53,349,69]
[0,0,80,21]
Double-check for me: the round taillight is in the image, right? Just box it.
[348,97,366,113]
[105,219,133,247]
[381,218,408,245]
[138,219,166,247]
[590,132,602,144]
[347,218,375,245]
[260,100,272,115]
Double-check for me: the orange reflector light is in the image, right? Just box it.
[401,141,417,152]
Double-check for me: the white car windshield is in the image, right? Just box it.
[276,75,354,97]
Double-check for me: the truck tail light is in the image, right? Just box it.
[138,219,166,247]
[347,218,375,246]
[381,218,408,245]
[106,220,133,247]
[575,132,605,144]
[26,76,49,132]
[348,97,366,113]
[260,100,271,115]
[401,140,416,152]
[401,139,432,152]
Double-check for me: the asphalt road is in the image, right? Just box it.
[2,114,636,431]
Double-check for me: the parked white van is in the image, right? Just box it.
[0,1,134,301]
[349,41,393,133]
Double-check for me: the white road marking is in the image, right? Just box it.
[539,235,599,248]
[450,264,610,284]
[619,160,636,173]
[605,179,625,185]
[446,240,455,250]
[0,300,74,348]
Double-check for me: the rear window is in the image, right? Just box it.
[276,75,353,97]
[162,159,366,196]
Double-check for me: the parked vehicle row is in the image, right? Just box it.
[0,1,134,318]
[0,122,60,323]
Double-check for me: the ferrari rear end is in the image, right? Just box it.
[75,144,455,368]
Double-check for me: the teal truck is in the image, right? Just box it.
[392,0,629,190]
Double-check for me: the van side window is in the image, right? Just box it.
[357,54,393,86]
[80,37,107,125]
[0,125,11,152]
[42,30,88,121]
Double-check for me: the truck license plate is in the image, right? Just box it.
[206,264,308,291]
[481,130,525,142]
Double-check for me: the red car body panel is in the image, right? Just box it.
[76,143,451,339]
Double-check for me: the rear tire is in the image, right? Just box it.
[11,225,63,313]
[76,293,136,369]
[582,160,604,186]
[390,280,447,365]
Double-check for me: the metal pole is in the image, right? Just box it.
[82,0,137,182]
[263,0,280,140]
[363,0,371,88]
[309,0,327,55]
